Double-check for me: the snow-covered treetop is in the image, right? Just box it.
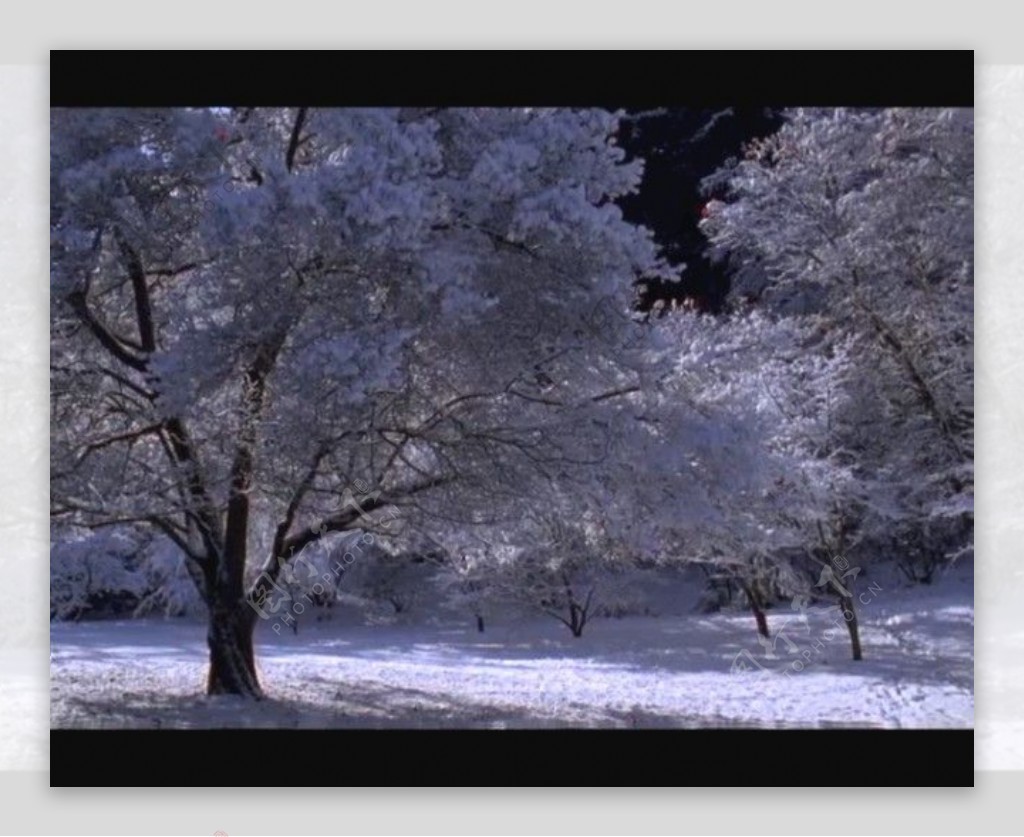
[50,107,677,575]
[700,107,973,553]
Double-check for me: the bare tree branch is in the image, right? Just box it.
[114,229,157,353]
[285,107,309,173]
[66,287,147,372]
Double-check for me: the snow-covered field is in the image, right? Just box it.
[50,574,973,730]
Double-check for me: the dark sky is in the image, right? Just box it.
[616,107,783,314]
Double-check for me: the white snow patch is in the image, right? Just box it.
[50,577,972,730]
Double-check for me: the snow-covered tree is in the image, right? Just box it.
[436,549,494,633]
[50,107,667,696]
[50,526,204,620]
[700,107,973,583]
[621,308,862,649]
[133,533,207,618]
[50,528,148,621]
[503,512,626,638]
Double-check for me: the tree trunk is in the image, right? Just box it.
[839,594,863,661]
[568,603,585,638]
[207,599,262,698]
[752,604,770,639]
[476,614,485,633]
[739,580,770,639]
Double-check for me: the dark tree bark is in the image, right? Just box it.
[568,603,585,638]
[752,605,770,639]
[206,596,261,697]
[739,580,770,639]
[556,576,593,638]
[815,516,863,662]
[839,594,863,661]
[204,334,287,698]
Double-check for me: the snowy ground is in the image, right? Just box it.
[50,574,972,730]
